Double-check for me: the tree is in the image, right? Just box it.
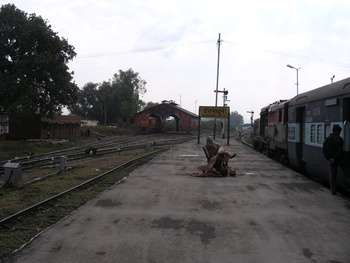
[69,69,147,125]
[112,69,146,117]
[230,111,244,130]
[143,101,159,111]
[0,4,78,117]
[98,81,115,126]
[69,82,99,119]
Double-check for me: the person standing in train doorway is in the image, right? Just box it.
[322,124,350,195]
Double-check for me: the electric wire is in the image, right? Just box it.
[75,38,350,68]
[225,40,350,68]
[75,39,215,59]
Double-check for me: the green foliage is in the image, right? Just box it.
[69,82,99,120]
[165,118,176,131]
[112,69,146,117]
[230,111,244,129]
[200,112,243,134]
[70,69,147,125]
[200,119,228,134]
[143,101,160,110]
[0,4,78,117]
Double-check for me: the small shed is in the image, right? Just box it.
[9,115,81,140]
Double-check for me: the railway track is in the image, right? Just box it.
[0,135,196,198]
[0,148,169,262]
[0,134,195,174]
[0,149,166,226]
[0,134,195,226]
[238,132,253,147]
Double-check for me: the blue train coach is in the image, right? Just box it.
[287,77,350,189]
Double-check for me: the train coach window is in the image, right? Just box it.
[317,124,323,144]
[278,109,282,123]
[310,124,316,143]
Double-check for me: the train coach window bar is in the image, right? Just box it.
[310,124,316,143]
[317,124,323,144]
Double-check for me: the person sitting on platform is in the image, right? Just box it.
[191,147,236,177]
[205,136,236,161]
[205,136,221,158]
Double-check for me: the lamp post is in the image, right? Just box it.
[287,64,301,95]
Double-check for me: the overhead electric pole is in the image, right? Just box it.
[215,33,222,108]
[213,33,222,140]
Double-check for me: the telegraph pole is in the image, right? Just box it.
[213,33,222,140]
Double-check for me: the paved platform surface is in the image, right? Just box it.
[4,138,350,263]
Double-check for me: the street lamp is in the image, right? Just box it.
[287,64,301,95]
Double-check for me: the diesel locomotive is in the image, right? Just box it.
[253,77,350,193]
[139,116,161,133]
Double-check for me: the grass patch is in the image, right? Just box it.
[0,149,147,220]
[81,125,137,136]
[0,140,80,161]
[0,126,137,161]
[0,149,160,262]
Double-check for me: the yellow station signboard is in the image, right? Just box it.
[199,106,229,118]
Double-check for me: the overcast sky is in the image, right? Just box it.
[7,0,350,122]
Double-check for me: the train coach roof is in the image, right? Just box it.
[289,77,350,106]
[260,100,289,114]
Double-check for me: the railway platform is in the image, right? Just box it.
[4,137,350,263]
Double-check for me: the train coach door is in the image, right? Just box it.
[343,98,350,152]
[300,108,306,162]
[295,107,306,167]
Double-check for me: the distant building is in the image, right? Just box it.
[9,115,81,140]
[118,101,198,133]
[81,120,99,127]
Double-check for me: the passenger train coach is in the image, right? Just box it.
[253,77,350,193]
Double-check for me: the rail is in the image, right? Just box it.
[0,148,167,226]
[0,135,195,173]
